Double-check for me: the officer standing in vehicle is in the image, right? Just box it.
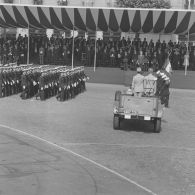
[144,67,157,96]
[131,67,145,97]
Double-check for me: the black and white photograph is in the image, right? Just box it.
[0,0,195,194]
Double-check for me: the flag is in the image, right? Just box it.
[162,58,173,76]
[165,60,172,75]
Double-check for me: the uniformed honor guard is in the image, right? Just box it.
[155,69,171,108]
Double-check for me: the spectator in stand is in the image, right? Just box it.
[155,39,161,50]
[151,52,159,71]
[190,50,195,70]
[172,48,180,70]
[123,51,128,70]
[1,34,195,72]
[131,49,138,69]
[110,47,116,67]
[39,45,45,65]
[161,40,167,52]
[168,40,174,48]
[149,39,154,51]
[86,45,91,66]
[137,50,145,67]
[142,38,148,53]
[157,49,164,69]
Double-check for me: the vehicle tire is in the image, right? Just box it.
[154,118,161,133]
[113,116,120,130]
[115,91,121,101]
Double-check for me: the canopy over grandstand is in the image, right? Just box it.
[0,4,195,35]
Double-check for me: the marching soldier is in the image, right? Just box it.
[38,72,45,101]
[20,70,28,99]
[57,73,65,101]
[0,68,3,97]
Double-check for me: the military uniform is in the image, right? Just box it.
[156,71,170,107]
[131,68,145,97]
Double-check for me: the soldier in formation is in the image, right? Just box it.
[56,67,87,102]
[0,63,27,98]
[20,65,61,100]
[20,67,42,99]
[0,63,88,101]
[38,68,61,101]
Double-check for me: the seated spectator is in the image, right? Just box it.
[137,50,145,66]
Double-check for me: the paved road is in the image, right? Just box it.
[0,126,152,195]
[0,83,195,195]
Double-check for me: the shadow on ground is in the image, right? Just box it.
[115,119,157,133]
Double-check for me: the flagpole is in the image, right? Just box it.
[71,27,75,70]
[185,31,190,76]
[27,23,30,65]
[185,0,191,75]
[94,31,97,72]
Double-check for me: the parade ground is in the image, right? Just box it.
[0,80,195,195]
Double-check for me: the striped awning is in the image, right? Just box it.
[0,4,195,34]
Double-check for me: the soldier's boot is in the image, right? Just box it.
[20,91,27,99]
[71,89,75,99]
[56,94,60,101]
[68,90,71,100]
[64,90,68,101]
[35,92,40,100]
[40,90,45,101]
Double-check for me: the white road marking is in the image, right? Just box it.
[0,124,157,195]
[61,142,195,151]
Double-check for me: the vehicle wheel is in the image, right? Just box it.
[154,118,161,133]
[113,116,120,130]
[115,91,121,101]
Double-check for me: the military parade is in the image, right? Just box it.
[1,1,195,195]
[0,63,88,101]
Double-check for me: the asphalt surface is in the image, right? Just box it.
[0,126,151,195]
[0,83,195,195]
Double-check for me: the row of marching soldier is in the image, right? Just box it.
[0,63,88,101]
[56,67,86,101]
[20,65,64,100]
[20,66,87,101]
[0,63,32,98]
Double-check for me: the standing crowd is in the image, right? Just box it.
[1,34,195,71]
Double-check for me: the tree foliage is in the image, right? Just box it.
[116,0,171,9]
